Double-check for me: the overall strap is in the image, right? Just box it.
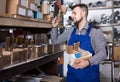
[67,27,76,45]
[86,23,94,35]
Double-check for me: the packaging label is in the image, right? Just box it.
[18,7,26,16]
[27,9,33,17]
[30,3,37,11]
[75,53,81,58]
[20,0,27,7]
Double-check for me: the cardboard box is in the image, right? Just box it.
[40,44,48,55]
[27,0,35,7]
[35,0,41,6]
[0,0,6,15]
[7,0,27,7]
[27,46,37,60]
[7,0,27,16]
[53,44,60,54]
[0,56,3,69]
[2,50,12,67]
[34,44,53,57]
[27,0,37,11]
[47,44,53,54]
[12,48,27,64]
[114,46,120,60]
[0,48,3,68]
[26,9,34,18]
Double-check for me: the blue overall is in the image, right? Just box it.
[66,23,100,82]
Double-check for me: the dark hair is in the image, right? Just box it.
[71,4,88,17]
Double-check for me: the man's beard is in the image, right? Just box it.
[74,18,83,26]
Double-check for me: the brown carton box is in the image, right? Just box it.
[27,0,36,10]
[12,49,21,64]
[53,44,61,54]
[47,44,53,54]
[2,50,12,67]
[114,46,120,60]
[0,0,6,15]
[0,48,3,68]
[40,44,48,55]
[7,0,27,16]
[7,0,27,7]
[12,48,27,64]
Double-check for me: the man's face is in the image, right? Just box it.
[71,7,83,25]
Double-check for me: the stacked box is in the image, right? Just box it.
[114,46,120,60]
[0,57,3,69]
[53,44,61,54]
[40,44,48,55]
[47,44,53,54]
[2,50,12,67]
[34,45,41,57]
[0,48,3,68]
[12,48,28,64]
[34,44,53,57]
[27,46,37,60]
[6,0,27,16]
[0,0,6,15]
[26,9,34,18]
[27,0,37,11]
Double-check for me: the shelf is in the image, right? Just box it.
[95,23,120,27]
[113,41,120,45]
[0,15,64,28]
[113,5,120,8]
[0,15,53,28]
[88,6,120,10]
[88,6,113,10]
[96,24,113,27]
[0,51,63,81]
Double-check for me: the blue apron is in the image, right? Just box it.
[66,23,100,82]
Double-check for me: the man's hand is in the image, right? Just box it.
[52,16,60,27]
[72,58,90,69]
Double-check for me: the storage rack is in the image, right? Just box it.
[80,0,120,82]
[0,51,63,82]
[0,14,64,81]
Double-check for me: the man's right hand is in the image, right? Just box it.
[52,16,59,27]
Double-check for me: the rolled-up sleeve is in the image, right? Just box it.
[89,28,107,66]
[50,27,74,44]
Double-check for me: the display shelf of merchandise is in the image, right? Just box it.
[113,5,120,8]
[0,15,64,28]
[82,0,120,82]
[96,23,120,27]
[0,51,63,82]
[88,6,113,10]
[0,15,52,28]
[95,23,120,27]
[113,41,120,45]
[88,4,120,10]
[113,23,120,26]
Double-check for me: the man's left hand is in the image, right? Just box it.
[72,58,90,69]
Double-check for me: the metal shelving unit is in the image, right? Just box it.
[0,14,64,81]
[80,0,120,82]
[0,15,63,28]
[0,51,63,82]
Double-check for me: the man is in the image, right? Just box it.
[51,4,107,82]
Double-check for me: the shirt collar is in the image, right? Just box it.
[83,21,89,30]
[75,21,89,34]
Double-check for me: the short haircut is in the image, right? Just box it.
[71,4,88,17]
